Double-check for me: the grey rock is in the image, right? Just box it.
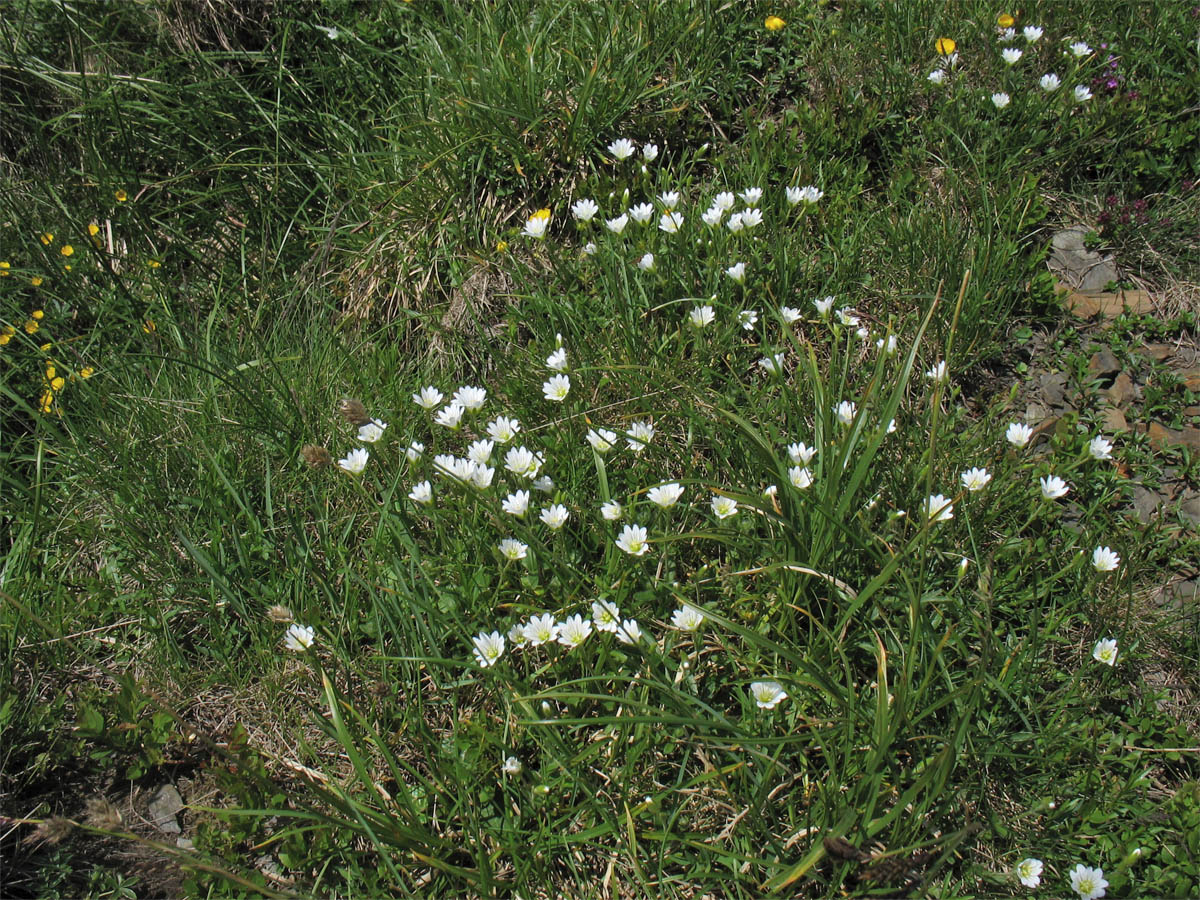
[148,784,184,834]
[1087,348,1121,382]
[1049,226,1120,291]
[1132,485,1162,523]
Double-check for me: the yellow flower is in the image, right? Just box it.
[0,334,10,346]
[765,15,785,31]
[997,13,1014,28]
[115,189,127,202]
[50,376,65,391]
[41,233,54,245]
[40,342,51,351]
[46,365,57,379]
[143,319,156,333]
[88,223,100,236]
[533,208,551,221]
[936,37,956,55]
[148,259,161,268]
[0,261,9,276]
[40,391,54,413]
[495,240,509,252]
[80,366,95,379]
[60,245,74,257]
[32,310,44,320]
[31,275,43,286]
[25,319,40,334]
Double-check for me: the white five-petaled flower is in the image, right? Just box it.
[739,186,763,205]
[557,614,593,648]
[1088,435,1113,459]
[487,415,521,443]
[960,467,992,492]
[1092,546,1120,572]
[605,214,629,234]
[540,504,570,530]
[738,309,759,331]
[284,623,315,652]
[592,599,621,632]
[626,421,654,454]
[571,198,599,221]
[642,142,659,161]
[502,490,531,517]
[876,334,899,354]
[532,475,554,493]
[545,347,567,371]
[998,27,1016,43]
[453,385,486,411]
[671,604,705,631]
[659,211,684,233]
[1002,47,1023,65]
[523,613,558,647]
[992,92,1011,108]
[1070,41,1092,57]
[728,214,744,232]
[338,448,369,475]
[788,442,816,465]
[659,190,680,209]
[502,756,522,776]
[615,619,643,645]
[472,630,505,667]
[601,500,623,521]
[406,441,424,461]
[1015,858,1043,888]
[434,403,465,429]
[408,480,433,504]
[689,304,715,328]
[630,202,654,224]
[1039,475,1070,500]
[1023,25,1043,43]
[1040,73,1061,92]
[926,361,949,382]
[543,373,571,402]
[615,524,649,555]
[469,464,494,490]
[789,184,823,205]
[587,427,618,453]
[789,466,814,489]
[357,418,387,443]
[780,305,802,324]
[1069,864,1108,900]
[712,191,735,212]
[1074,85,1093,102]
[582,241,598,255]
[726,262,746,283]
[504,445,543,478]
[413,386,443,409]
[924,494,954,522]
[468,439,494,466]
[1006,422,1034,447]
[759,353,784,375]
[836,307,859,327]
[498,538,528,562]
[637,252,655,271]
[648,483,685,508]
[701,206,723,227]
[835,401,857,426]
[739,207,763,229]
[750,681,787,709]
[711,495,738,519]
[814,296,834,317]
[1092,639,1118,667]
[607,138,635,160]
[522,212,550,239]
[928,69,947,84]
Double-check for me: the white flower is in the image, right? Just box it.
[992,91,1011,108]
[648,482,685,508]
[1002,47,1023,65]
[750,681,787,709]
[284,623,315,651]
[726,262,746,283]
[545,347,568,372]
[540,504,570,530]
[504,445,543,478]
[784,443,814,467]
[1069,864,1108,900]
[789,466,814,489]
[689,305,715,328]
[532,475,555,493]
[659,211,684,233]
[785,185,804,206]
[836,307,859,327]
[711,495,738,519]
[855,326,870,341]
[924,494,954,522]
[432,453,459,478]
[759,353,784,375]
[1040,73,1061,92]
[740,187,763,205]
[1015,858,1043,888]
[998,27,1017,43]
[592,599,621,632]
[468,439,495,466]
[1006,422,1034,447]
[557,614,593,648]
[1092,639,1118,667]
[1070,41,1092,57]
[472,630,506,667]
[338,448,369,475]
[408,480,433,504]
[498,538,528,562]
[1092,546,1120,572]
[764,484,778,497]
[927,69,947,84]
[587,427,618,453]
[502,756,522,776]
[601,500,623,521]
[543,373,571,402]
[739,207,763,229]
[887,418,898,434]
[615,524,649,555]
[876,334,899,354]
[406,441,424,462]
[671,605,705,631]
[1074,84,1093,102]
[780,305,802,324]
[960,467,992,491]
[522,213,550,239]
[625,421,654,453]
[502,490,531,517]
[658,190,680,209]
[605,214,629,234]
[506,623,527,648]
[738,309,759,331]
[582,241,598,255]
[701,206,724,227]
[797,185,824,204]
[926,361,948,382]
[835,400,856,426]
[713,191,735,212]
[487,416,521,444]
[814,296,834,317]
[726,212,745,232]
[357,418,387,443]
[642,142,659,161]
[523,613,558,647]
[630,202,654,224]
[469,464,495,489]
[434,403,465,429]
[1087,435,1113,459]
[1039,474,1069,500]
[453,386,487,411]
[615,619,643,645]
[1023,25,1043,43]
[607,138,635,160]
[571,198,599,221]
[637,252,655,271]
[413,386,443,409]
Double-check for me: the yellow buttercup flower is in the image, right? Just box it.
[0,261,10,276]
[25,319,40,334]
[765,15,785,31]
[533,208,551,221]
[115,189,127,202]
[997,13,1014,28]
[32,310,44,320]
[41,232,54,245]
[88,223,100,236]
[0,334,10,347]
[148,259,161,268]
[143,320,156,333]
[51,376,65,391]
[936,37,956,55]
[495,240,508,252]
[80,366,95,379]
[40,342,51,351]
[46,365,57,379]
[60,245,74,257]
[40,391,54,413]
[31,275,43,286]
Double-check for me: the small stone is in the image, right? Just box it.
[1184,370,1200,392]
[1132,485,1162,522]
[1032,416,1060,441]
[1065,290,1155,318]
[1148,422,1200,451]
[1103,372,1136,407]
[1087,348,1122,381]
[1142,343,1176,361]
[1180,493,1200,528]
[176,837,195,850]
[148,785,184,834]
[1038,371,1072,409]
[1101,406,1128,432]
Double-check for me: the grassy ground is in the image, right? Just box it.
[2,1,1198,897]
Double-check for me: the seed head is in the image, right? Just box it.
[338,398,371,426]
